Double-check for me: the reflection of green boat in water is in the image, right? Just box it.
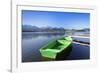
[39,36,72,59]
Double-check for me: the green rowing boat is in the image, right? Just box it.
[39,36,72,59]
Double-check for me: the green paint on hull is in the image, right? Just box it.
[39,36,72,59]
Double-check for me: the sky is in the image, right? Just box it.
[22,10,90,29]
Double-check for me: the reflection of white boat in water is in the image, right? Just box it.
[71,35,90,46]
[73,41,89,46]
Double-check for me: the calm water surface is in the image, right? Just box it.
[22,32,90,62]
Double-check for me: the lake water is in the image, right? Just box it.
[22,32,90,62]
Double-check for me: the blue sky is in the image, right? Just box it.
[22,10,90,29]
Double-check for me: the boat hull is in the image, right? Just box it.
[41,44,72,61]
[39,36,72,60]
